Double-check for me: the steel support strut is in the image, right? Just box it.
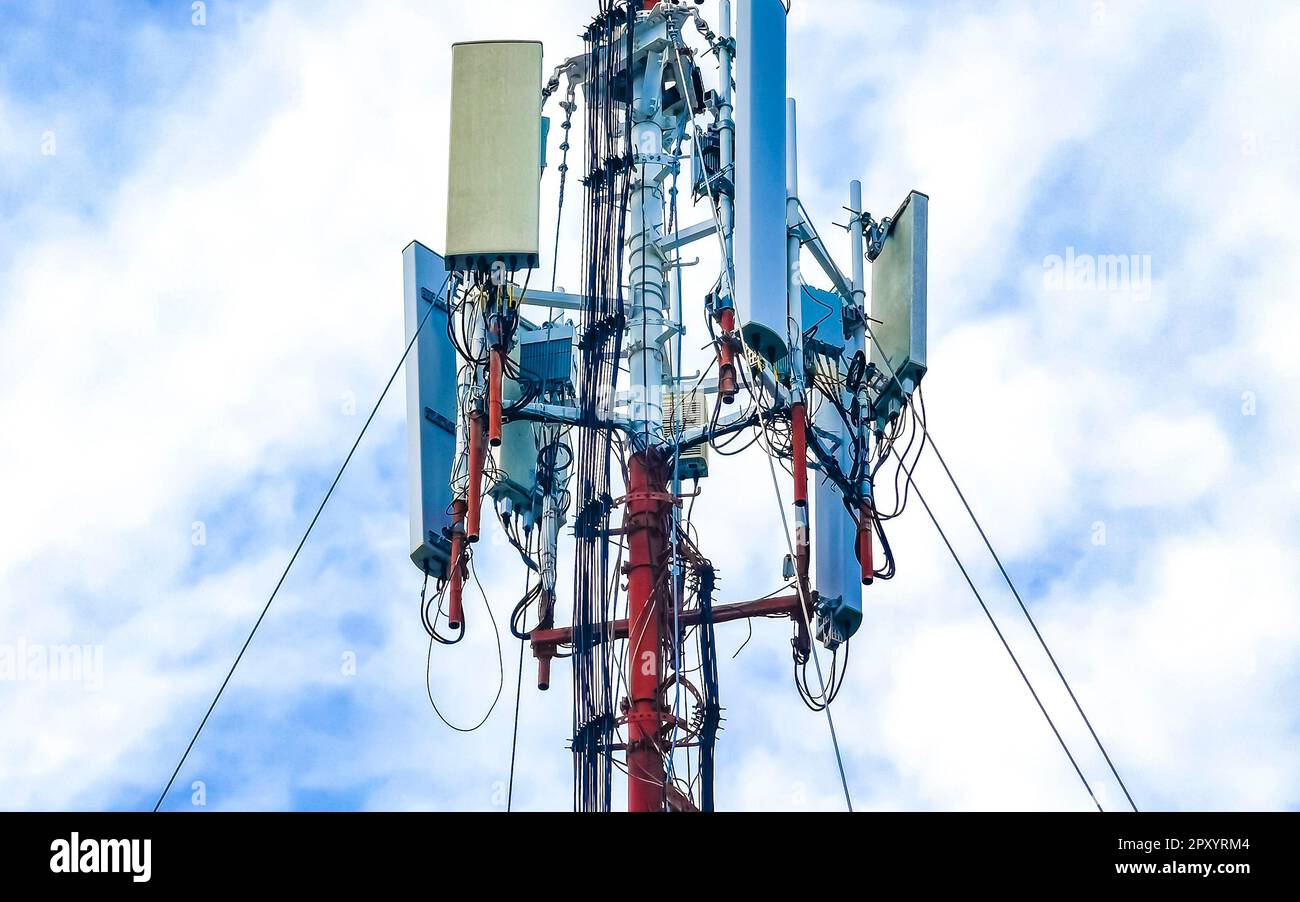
[624,451,671,813]
[715,307,739,403]
[849,181,874,587]
[791,401,809,507]
[447,499,468,630]
[859,502,875,586]
[529,592,803,653]
[488,347,504,448]
[466,410,486,543]
[786,99,811,590]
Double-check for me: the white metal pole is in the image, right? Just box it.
[626,50,670,446]
[786,97,805,400]
[848,180,871,503]
[718,0,736,296]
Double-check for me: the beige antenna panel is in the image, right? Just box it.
[870,190,929,416]
[446,41,544,273]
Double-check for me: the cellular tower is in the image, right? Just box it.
[405,0,928,812]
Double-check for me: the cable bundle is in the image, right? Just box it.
[570,0,634,813]
[694,564,721,812]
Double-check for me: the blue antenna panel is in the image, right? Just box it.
[403,241,457,577]
[734,0,789,364]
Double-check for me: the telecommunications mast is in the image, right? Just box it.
[405,0,928,812]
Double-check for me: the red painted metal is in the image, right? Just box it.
[447,499,468,630]
[624,451,670,813]
[466,411,486,543]
[529,593,802,655]
[791,401,808,507]
[535,652,552,692]
[716,307,738,404]
[488,348,504,448]
[534,587,555,690]
[859,501,875,586]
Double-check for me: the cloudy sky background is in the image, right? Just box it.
[1,0,1297,811]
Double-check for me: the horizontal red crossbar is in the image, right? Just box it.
[530,594,803,657]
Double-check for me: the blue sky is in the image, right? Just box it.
[1,0,1298,812]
